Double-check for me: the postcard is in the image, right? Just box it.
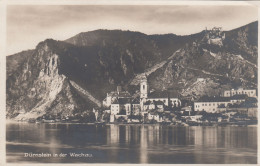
[2,1,259,164]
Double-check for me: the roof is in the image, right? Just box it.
[149,112,159,116]
[153,101,164,105]
[144,100,165,106]
[112,98,131,105]
[225,88,256,91]
[132,97,140,104]
[182,111,205,116]
[144,101,152,105]
[197,96,230,102]
[149,90,179,98]
[108,91,131,98]
[246,97,258,103]
[230,94,247,100]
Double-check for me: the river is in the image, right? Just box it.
[6,123,257,164]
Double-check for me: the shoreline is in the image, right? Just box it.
[6,120,258,127]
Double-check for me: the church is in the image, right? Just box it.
[139,75,181,111]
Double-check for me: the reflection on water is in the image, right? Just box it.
[6,123,257,163]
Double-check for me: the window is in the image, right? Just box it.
[205,104,207,106]
[209,104,211,106]
[143,85,145,90]
[202,104,204,106]
[213,103,215,106]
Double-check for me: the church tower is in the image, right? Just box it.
[140,75,148,111]
[140,75,148,99]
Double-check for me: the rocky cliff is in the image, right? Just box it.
[7,41,90,120]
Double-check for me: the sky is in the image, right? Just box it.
[7,5,258,55]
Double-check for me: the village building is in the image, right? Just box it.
[132,98,141,115]
[223,88,257,97]
[248,108,258,118]
[143,101,155,110]
[110,101,120,115]
[147,111,162,122]
[103,86,132,108]
[194,93,257,114]
[181,106,192,114]
[143,100,165,112]
[182,114,203,122]
[229,94,247,103]
[194,96,231,112]
[110,98,132,115]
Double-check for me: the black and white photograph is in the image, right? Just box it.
[5,3,258,164]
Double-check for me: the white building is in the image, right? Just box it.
[194,96,231,113]
[194,94,249,113]
[143,100,164,112]
[223,88,256,97]
[110,98,132,115]
[111,102,120,115]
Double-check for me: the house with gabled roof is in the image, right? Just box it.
[103,86,132,108]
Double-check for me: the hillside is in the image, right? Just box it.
[148,22,257,99]
[6,21,258,119]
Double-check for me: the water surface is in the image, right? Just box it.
[6,123,257,163]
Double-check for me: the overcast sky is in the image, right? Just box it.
[7,5,258,55]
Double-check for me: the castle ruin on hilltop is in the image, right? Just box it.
[205,27,225,46]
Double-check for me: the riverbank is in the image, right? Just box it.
[7,119,258,127]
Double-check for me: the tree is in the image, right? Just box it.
[117,116,126,123]
[150,119,157,124]
[102,112,110,122]
[81,112,96,122]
